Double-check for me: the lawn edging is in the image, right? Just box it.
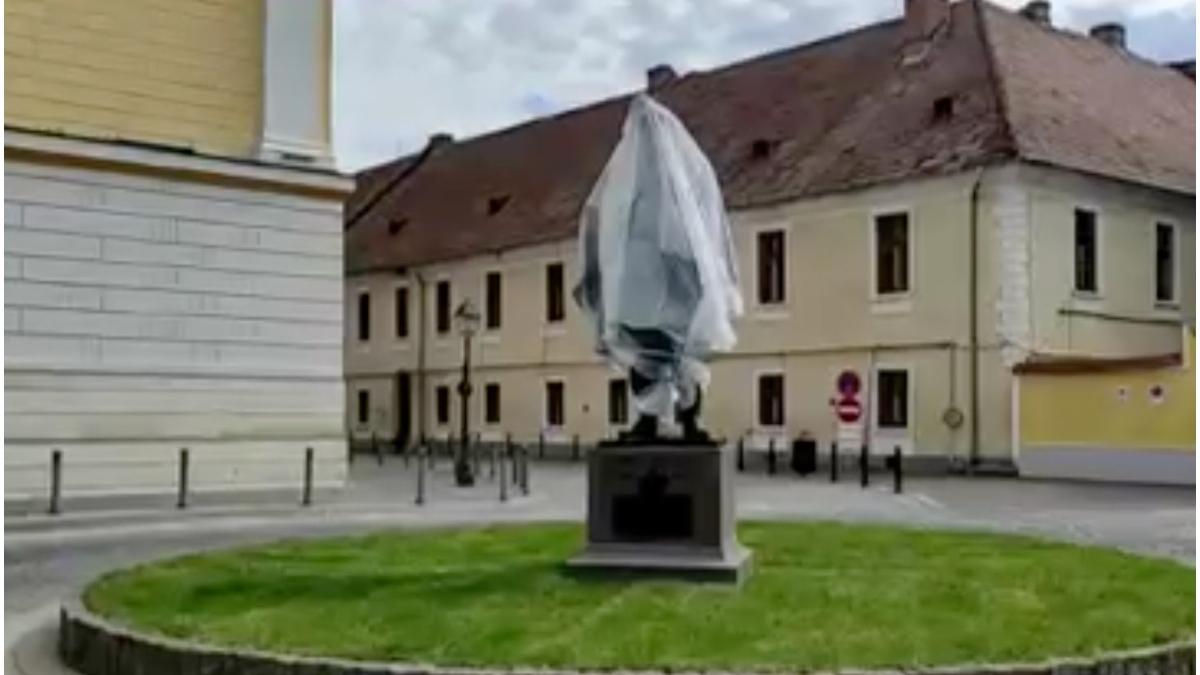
[59,596,1195,675]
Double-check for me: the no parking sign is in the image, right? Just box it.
[834,369,864,448]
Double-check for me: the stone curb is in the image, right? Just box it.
[59,596,1195,675]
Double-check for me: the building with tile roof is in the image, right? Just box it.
[344,0,1194,482]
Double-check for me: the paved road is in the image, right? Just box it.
[5,459,1194,673]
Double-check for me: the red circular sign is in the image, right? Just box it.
[836,396,862,423]
[837,370,861,397]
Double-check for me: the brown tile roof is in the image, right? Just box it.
[346,0,1194,273]
[1013,352,1183,375]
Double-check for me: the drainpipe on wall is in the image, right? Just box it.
[968,169,985,469]
[415,271,428,444]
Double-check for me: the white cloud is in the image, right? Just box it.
[333,0,1194,172]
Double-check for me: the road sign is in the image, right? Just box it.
[836,370,861,396]
[836,396,862,423]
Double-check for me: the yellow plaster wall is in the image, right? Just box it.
[1018,330,1195,450]
[5,0,265,158]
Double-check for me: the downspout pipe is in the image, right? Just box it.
[968,169,984,469]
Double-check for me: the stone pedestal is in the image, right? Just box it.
[567,440,752,584]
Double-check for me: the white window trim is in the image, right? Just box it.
[481,380,502,429]
[543,261,567,329]
[1071,204,1104,300]
[607,377,631,432]
[753,369,787,435]
[751,224,790,317]
[481,268,503,340]
[355,286,372,345]
[872,363,913,433]
[868,206,915,309]
[433,380,453,430]
[1153,219,1180,308]
[392,281,412,347]
[433,275,454,345]
[542,376,567,438]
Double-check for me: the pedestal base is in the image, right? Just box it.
[567,440,753,584]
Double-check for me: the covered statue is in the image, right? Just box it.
[573,94,742,442]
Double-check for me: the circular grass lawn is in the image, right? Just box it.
[85,522,1193,672]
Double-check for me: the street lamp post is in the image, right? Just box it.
[454,299,480,487]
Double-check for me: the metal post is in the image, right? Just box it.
[374,431,383,466]
[830,442,839,483]
[472,434,481,478]
[415,446,427,506]
[767,438,777,475]
[177,447,189,509]
[48,449,62,515]
[737,438,745,472]
[893,446,903,494]
[490,437,500,480]
[571,434,580,461]
[538,432,545,459]
[499,449,509,503]
[859,444,869,488]
[302,447,314,506]
[520,447,530,496]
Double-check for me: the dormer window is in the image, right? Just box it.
[486,195,511,216]
[387,217,408,235]
[932,96,954,122]
[750,138,777,159]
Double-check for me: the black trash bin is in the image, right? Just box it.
[791,437,817,475]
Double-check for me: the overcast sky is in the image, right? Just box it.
[332,0,1196,172]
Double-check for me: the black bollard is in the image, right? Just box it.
[859,445,869,488]
[830,442,839,483]
[572,434,580,462]
[520,447,530,495]
[177,447,189,510]
[767,438,777,475]
[499,449,509,503]
[893,446,903,494]
[737,438,745,472]
[302,447,314,506]
[373,432,383,466]
[538,432,545,459]
[48,449,62,516]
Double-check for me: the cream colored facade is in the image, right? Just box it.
[345,162,1194,468]
[5,0,351,503]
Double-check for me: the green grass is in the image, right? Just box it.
[85,522,1194,671]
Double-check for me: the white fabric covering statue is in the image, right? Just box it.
[573,94,743,441]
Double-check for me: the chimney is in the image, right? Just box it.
[646,64,677,90]
[1018,1,1051,27]
[428,132,454,151]
[903,0,950,40]
[1089,22,1126,50]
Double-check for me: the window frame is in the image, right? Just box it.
[607,377,629,427]
[483,382,501,427]
[543,377,566,430]
[869,207,914,305]
[545,261,566,325]
[873,365,912,432]
[1154,220,1180,306]
[434,384,451,428]
[754,370,786,430]
[753,227,788,310]
[393,283,409,341]
[356,290,371,342]
[1072,206,1103,298]
[434,278,452,336]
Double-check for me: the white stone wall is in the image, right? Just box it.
[5,156,347,501]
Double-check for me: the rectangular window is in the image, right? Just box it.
[1155,223,1176,303]
[546,262,565,323]
[1074,209,1098,293]
[484,383,501,425]
[756,230,786,305]
[435,385,450,425]
[436,281,451,334]
[608,378,629,426]
[394,287,409,338]
[357,389,369,425]
[545,381,565,427]
[757,373,785,427]
[485,271,502,329]
[357,292,370,342]
[875,212,910,295]
[877,369,909,429]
